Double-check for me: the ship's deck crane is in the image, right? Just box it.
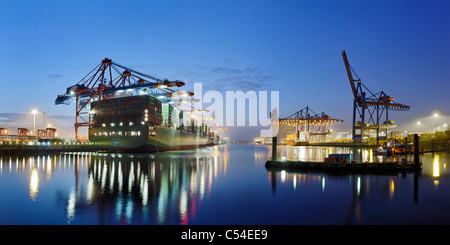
[342,50,410,143]
[55,58,193,140]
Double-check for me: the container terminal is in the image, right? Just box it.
[257,50,413,148]
[1,58,224,153]
[274,105,343,146]
[1,51,448,155]
[265,50,449,173]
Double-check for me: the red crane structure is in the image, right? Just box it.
[342,50,410,143]
[55,58,190,140]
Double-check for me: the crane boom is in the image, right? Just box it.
[341,50,410,142]
[342,50,360,104]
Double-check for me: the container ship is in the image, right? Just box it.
[89,94,217,152]
[55,58,220,153]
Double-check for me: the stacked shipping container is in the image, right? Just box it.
[90,94,213,138]
[90,95,164,127]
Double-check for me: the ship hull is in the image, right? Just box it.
[121,142,209,153]
[89,126,213,153]
[87,94,218,153]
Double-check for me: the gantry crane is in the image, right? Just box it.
[342,50,410,143]
[55,58,192,140]
[279,106,343,142]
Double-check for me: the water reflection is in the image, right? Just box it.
[85,149,226,224]
[0,153,91,214]
[29,168,38,201]
[267,169,418,224]
[433,155,440,177]
[266,145,448,177]
[0,146,226,225]
[420,151,448,188]
[0,145,447,225]
[272,145,423,163]
[266,146,449,225]
[268,170,325,193]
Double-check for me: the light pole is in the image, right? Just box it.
[417,121,421,135]
[433,113,439,134]
[31,109,38,136]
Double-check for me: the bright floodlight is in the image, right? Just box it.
[31,109,38,114]
[417,121,421,125]
[434,113,439,117]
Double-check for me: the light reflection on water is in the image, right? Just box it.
[85,148,225,225]
[0,144,448,225]
[264,145,449,225]
[270,144,419,163]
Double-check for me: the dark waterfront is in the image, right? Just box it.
[0,144,448,225]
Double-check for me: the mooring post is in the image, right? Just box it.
[414,134,419,165]
[272,137,277,161]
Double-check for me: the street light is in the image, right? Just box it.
[433,113,439,134]
[417,121,421,135]
[31,109,38,136]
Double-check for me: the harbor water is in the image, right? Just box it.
[0,144,448,225]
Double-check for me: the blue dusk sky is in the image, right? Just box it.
[0,0,449,139]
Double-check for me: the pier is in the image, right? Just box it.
[265,134,423,174]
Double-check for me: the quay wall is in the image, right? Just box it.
[0,141,99,154]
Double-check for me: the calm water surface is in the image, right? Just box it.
[0,144,448,225]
